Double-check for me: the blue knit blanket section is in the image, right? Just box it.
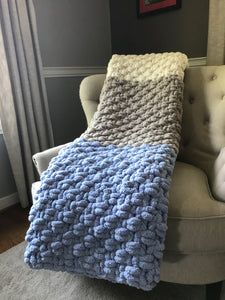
[25,139,176,291]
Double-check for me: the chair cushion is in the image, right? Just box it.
[31,162,225,255]
[166,162,225,253]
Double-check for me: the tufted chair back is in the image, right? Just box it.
[80,66,225,192]
[179,66,225,185]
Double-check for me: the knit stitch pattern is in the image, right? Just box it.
[25,53,188,291]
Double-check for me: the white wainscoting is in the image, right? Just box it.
[0,193,18,211]
[42,57,207,78]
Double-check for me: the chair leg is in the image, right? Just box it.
[206,282,223,300]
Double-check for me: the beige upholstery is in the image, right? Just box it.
[32,66,225,285]
[213,148,225,202]
[179,67,225,191]
[79,74,106,125]
[33,143,70,175]
[167,162,225,254]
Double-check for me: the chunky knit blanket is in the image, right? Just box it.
[25,53,188,291]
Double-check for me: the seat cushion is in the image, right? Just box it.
[166,162,225,253]
[31,162,225,255]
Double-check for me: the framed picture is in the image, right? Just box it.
[138,0,182,16]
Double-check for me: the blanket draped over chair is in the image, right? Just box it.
[25,53,188,291]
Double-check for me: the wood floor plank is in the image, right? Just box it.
[0,204,30,253]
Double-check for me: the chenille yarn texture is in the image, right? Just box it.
[25,53,188,291]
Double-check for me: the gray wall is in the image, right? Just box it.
[33,0,112,146]
[0,135,17,199]
[45,77,86,145]
[110,0,209,57]
[34,0,111,67]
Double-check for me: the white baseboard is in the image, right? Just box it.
[0,193,19,211]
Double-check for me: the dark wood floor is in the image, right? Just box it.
[0,204,30,254]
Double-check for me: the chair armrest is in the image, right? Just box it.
[213,147,225,202]
[79,74,106,125]
[33,143,69,175]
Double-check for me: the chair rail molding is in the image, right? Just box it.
[43,66,107,78]
[188,57,207,67]
[42,58,207,78]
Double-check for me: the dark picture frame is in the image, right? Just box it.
[138,0,182,17]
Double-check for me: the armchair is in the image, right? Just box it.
[32,66,225,286]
